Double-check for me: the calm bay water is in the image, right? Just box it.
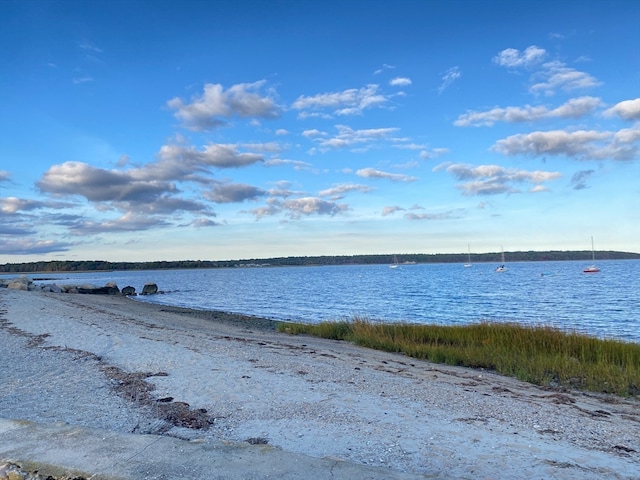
[12,259,640,343]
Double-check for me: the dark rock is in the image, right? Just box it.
[141,282,158,295]
[122,285,136,296]
[77,283,120,295]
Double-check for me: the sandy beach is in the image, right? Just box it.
[1,288,638,479]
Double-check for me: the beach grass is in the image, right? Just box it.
[278,319,640,397]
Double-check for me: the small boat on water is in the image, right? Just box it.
[464,244,472,267]
[583,236,600,273]
[389,255,400,269]
[495,246,507,272]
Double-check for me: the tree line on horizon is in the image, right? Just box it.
[1,250,639,273]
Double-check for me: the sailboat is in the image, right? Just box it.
[583,236,600,273]
[495,246,507,272]
[464,244,472,267]
[389,255,400,269]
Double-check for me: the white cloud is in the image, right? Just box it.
[381,205,405,216]
[454,96,602,127]
[390,77,412,87]
[493,45,547,68]
[312,125,400,152]
[603,98,640,121]
[420,148,449,159]
[292,84,389,117]
[438,67,461,94]
[404,210,461,221]
[204,182,267,203]
[280,197,349,218]
[356,168,417,182]
[318,183,374,200]
[434,162,561,196]
[0,239,73,255]
[167,81,281,131]
[72,76,93,84]
[156,143,264,170]
[302,129,325,138]
[530,61,601,96]
[492,128,638,161]
[263,158,313,171]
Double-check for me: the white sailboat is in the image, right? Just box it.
[495,246,507,272]
[464,244,472,267]
[583,236,600,273]
[389,255,400,269]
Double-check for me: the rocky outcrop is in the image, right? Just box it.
[1,276,33,291]
[141,282,158,295]
[122,285,136,296]
[77,282,120,295]
[1,277,159,296]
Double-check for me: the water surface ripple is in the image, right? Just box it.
[16,259,640,343]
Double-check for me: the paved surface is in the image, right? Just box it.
[0,418,427,480]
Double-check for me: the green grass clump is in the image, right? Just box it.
[277,319,640,397]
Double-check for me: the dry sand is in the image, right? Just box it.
[1,288,638,479]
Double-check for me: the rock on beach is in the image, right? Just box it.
[0,276,158,296]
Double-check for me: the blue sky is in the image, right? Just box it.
[1,0,639,262]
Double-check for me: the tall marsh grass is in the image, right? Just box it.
[278,319,640,397]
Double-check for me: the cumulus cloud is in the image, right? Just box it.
[0,171,11,182]
[292,84,389,117]
[603,98,640,121]
[493,45,547,68]
[434,162,561,195]
[318,183,374,200]
[454,96,602,127]
[356,168,417,182]
[530,61,601,96]
[154,143,264,175]
[280,197,349,218]
[36,161,212,217]
[204,182,267,203]
[245,196,349,220]
[492,128,639,161]
[38,162,175,202]
[493,47,600,96]
[167,81,281,131]
[438,67,461,94]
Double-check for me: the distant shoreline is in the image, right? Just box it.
[2,250,639,273]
